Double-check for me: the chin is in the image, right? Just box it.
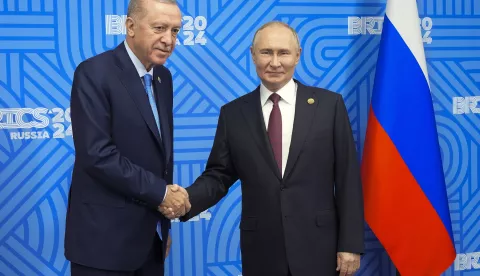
[266,78,284,85]
[152,58,167,65]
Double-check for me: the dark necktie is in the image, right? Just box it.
[268,93,282,174]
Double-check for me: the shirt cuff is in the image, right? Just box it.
[162,186,168,202]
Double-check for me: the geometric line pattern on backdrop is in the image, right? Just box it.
[1,1,479,275]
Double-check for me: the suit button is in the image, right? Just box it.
[280,185,285,191]
[164,169,168,176]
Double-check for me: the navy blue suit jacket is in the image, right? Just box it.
[65,42,173,271]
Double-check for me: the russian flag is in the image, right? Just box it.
[361,0,456,275]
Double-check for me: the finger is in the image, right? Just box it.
[164,213,175,219]
[336,255,341,271]
[160,207,173,217]
[183,202,190,213]
[170,184,179,192]
[345,263,354,275]
[339,262,348,276]
[173,205,185,217]
[162,207,175,218]
[173,198,183,209]
[179,205,186,216]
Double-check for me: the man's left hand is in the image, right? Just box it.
[336,252,360,276]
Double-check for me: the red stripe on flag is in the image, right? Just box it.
[362,109,456,275]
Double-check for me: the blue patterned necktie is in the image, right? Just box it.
[143,74,164,240]
[143,74,162,138]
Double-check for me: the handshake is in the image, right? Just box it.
[158,184,191,219]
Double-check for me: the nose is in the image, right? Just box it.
[160,30,173,48]
[270,54,280,68]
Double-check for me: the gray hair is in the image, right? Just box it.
[127,0,177,19]
[252,21,300,51]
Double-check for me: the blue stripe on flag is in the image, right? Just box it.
[371,15,453,240]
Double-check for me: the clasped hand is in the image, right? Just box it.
[158,184,190,219]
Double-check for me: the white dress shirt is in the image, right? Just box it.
[124,41,154,87]
[124,41,167,202]
[260,79,297,177]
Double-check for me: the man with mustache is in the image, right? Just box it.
[167,22,365,276]
[65,1,189,275]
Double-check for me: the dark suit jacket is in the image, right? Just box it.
[65,42,173,271]
[181,80,364,276]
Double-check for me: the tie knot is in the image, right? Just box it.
[143,74,152,87]
[269,93,281,104]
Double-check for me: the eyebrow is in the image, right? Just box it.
[258,48,291,52]
[151,20,180,28]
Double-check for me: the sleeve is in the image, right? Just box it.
[180,106,239,221]
[333,94,365,254]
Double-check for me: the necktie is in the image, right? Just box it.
[143,74,162,138]
[268,93,282,174]
[144,74,163,240]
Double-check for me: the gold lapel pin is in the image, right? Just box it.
[157,76,161,83]
[307,98,315,104]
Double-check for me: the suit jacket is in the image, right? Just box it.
[181,80,364,276]
[65,42,173,271]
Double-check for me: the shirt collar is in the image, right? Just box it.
[260,78,296,107]
[124,40,153,78]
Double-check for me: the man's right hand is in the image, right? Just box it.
[159,184,190,219]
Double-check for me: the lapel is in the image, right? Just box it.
[241,87,282,180]
[153,69,171,163]
[283,80,318,180]
[113,43,166,155]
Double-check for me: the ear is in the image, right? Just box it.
[126,17,136,38]
[250,46,257,65]
[295,47,302,65]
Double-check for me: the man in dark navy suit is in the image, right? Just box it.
[174,22,364,276]
[65,0,189,275]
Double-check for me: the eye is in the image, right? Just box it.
[172,28,180,36]
[154,26,166,32]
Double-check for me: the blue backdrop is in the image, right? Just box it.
[1,0,479,275]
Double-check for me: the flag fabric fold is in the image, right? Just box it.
[361,0,456,275]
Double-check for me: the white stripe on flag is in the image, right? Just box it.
[386,0,430,87]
